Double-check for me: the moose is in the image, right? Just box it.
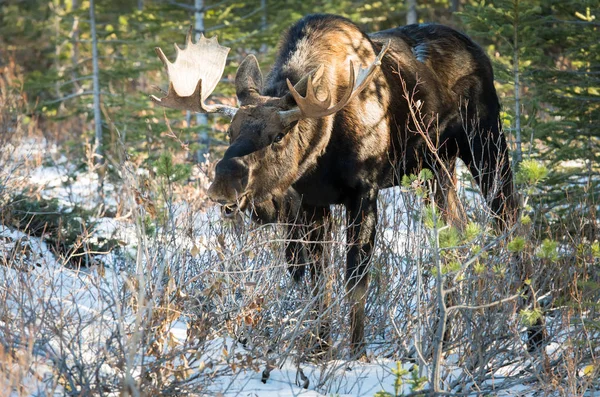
[151,14,518,357]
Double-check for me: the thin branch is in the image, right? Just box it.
[42,90,95,105]
[448,293,521,312]
[166,0,231,12]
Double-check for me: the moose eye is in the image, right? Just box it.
[273,133,285,144]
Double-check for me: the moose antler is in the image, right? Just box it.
[279,40,391,124]
[150,27,237,117]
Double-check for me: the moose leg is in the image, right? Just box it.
[461,126,546,350]
[285,222,310,282]
[254,188,306,281]
[283,202,333,355]
[434,158,459,342]
[306,206,333,355]
[458,124,518,227]
[424,155,463,345]
[346,190,378,358]
[432,157,467,231]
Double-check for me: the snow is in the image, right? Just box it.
[2,147,598,396]
[0,226,118,395]
[28,165,118,209]
[205,359,410,397]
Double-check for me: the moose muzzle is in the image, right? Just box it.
[207,157,249,217]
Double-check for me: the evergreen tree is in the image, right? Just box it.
[460,0,546,166]
[460,0,600,227]
[529,1,599,224]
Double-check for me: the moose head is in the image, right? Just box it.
[151,28,389,218]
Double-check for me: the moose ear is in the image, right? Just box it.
[235,54,263,105]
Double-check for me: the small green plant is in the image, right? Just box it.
[463,221,481,242]
[507,236,526,253]
[431,260,461,276]
[439,226,460,249]
[537,239,559,261]
[519,308,543,327]
[423,205,441,230]
[516,160,548,187]
[154,152,191,184]
[473,260,485,275]
[407,366,427,393]
[374,363,426,397]
[401,169,434,197]
[592,242,600,259]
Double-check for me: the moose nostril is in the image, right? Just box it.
[222,204,238,217]
[210,157,249,207]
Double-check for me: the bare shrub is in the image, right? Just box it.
[0,56,38,201]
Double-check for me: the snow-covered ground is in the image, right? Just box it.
[0,221,421,397]
[1,139,598,396]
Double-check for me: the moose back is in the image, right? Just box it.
[151,14,517,357]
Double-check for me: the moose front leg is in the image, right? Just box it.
[306,206,332,354]
[346,190,378,358]
[251,188,308,280]
[285,222,311,282]
[285,205,333,355]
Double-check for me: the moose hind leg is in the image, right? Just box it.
[458,122,518,228]
[430,155,467,231]
[428,156,463,343]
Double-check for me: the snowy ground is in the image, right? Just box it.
[1,139,598,396]
[0,223,420,397]
[0,223,541,397]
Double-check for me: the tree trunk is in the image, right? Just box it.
[451,0,460,12]
[89,0,103,167]
[71,0,80,90]
[195,0,208,163]
[513,0,522,165]
[407,0,417,25]
[261,0,267,30]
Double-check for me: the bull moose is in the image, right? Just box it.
[151,14,518,357]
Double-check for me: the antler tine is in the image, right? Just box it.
[150,28,238,117]
[351,40,391,95]
[284,40,391,120]
[287,71,333,110]
[155,47,170,69]
[278,65,326,125]
[286,60,354,119]
[312,73,333,105]
[150,78,205,113]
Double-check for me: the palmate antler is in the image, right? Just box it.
[279,40,391,124]
[150,27,237,117]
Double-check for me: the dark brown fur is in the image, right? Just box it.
[208,14,518,357]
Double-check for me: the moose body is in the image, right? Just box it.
[152,14,517,357]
